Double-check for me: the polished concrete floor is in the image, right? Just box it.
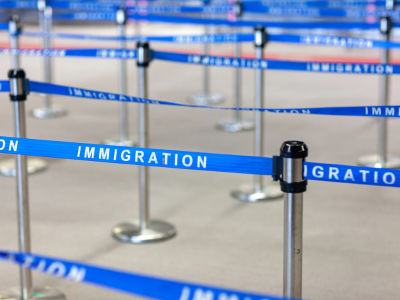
[0,21,399,300]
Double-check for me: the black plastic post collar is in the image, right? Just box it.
[254,26,268,48]
[380,15,392,35]
[116,7,127,25]
[136,42,152,67]
[273,141,308,194]
[8,69,28,101]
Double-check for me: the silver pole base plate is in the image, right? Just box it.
[0,286,66,300]
[358,154,400,168]
[111,220,176,244]
[187,94,224,105]
[0,158,47,177]
[30,107,68,119]
[102,137,137,147]
[216,120,254,133]
[231,184,283,203]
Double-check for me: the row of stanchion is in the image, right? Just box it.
[1,1,400,299]
[2,0,400,18]
[6,0,398,169]
[1,66,309,299]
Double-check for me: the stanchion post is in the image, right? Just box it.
[358,1,400,168]
[103,8,136,146]
[274,141,308,299]
[10,69,32,300]
[378,15,391,166]
[216,0,254,132]
[187,0,224,105]
[111,42,176,244]
[31,0,67,119]
[0,16,48,177]
[134,0,141,36]
[0,70,65,300]
[231,26,283,202]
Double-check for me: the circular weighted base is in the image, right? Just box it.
[0,286,66,300]
[0,158,47,177]
[358,154,400,169]
[231,184,283,203]
[30,106,67,119]
[187,94,224,105]
[111,220,176,244]
[216,120,254,133]
[102,137,137,147]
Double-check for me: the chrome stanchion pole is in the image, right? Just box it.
[103,8,136,146]
[0,70,65,300]
[31,0,67,119]
[134,0,141,36]
[231,26,283,202]
[275,141,308,299]
[358,3,400,168]
[0,16,48,177]
[187,0,224,105]
[112,42,176,244]
[216,0,253,132]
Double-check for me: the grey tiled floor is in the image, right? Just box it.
[0,23,399,299]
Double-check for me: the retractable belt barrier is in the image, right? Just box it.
[153,50,400,74]
[16,30,400,49]
[239,4,400,18]
[0,48,137,59]
[0,0,396,10]
[1,79,400,119]
[243,0,396,8]
[0,23,8,31]
[1,48,399,75]
[0,135,399,188]
[52,12,390,30]
[1,0,399,20]
[21,31,256,43]
[127,14,397,30]
[0,249,286,300]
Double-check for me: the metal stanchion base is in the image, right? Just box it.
[0,158,47,176]
[187,94,224,106]
[30,106,67,119]
[216,120,254,133]
[111,220,176,244]
[231,184,283,203]
[0,286,66,300]
[102,137,137,147]
[358,154,400,168]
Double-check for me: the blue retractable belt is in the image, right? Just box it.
[24,80,400,118]
[3,79,400,119]
[0,48,137,59]
[152,50,400,74]
[242,0,391,8]
[0,136,273,175]
[17,30,400,49]
[0,250,285,300]
[127,13,383,30]
[0,135,400,188]
[4,48,397,74]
